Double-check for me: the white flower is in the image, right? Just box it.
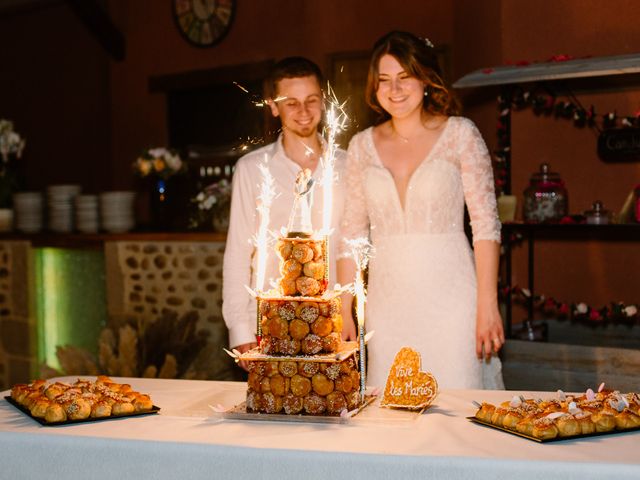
[165,153,182,171]
[624,305,638,317]
[148,147,168,158]
[575,302,588,314]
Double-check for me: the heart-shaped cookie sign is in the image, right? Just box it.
[380,347,438,410]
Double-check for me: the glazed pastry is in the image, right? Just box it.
[133,394,153,412]
[345,390,361,410]
[91,400,113,418]
[279,278,297,296]
[290,375,312,397]
[303,261,324,280]
[289,319,310,340]
[501,408,525,429]
[264,362,280,377]
[30,398,51,419]
[311,373,334,396]
[531,417,559,440]
[281,259,302,279]
[335,374,354,394]
[615,408,640,429]
[296,276,320,296]
[276,239,293,260]
[291,243,314,264]
[277,303,297,322]
[247,372,262,392]
[311,241,324,261]
[278,361,298,378]
[278,338,301,355]
[321,332,341,353]
[311,316,333,337]
[574,411,596,434]
[590,410,616,432]
[296,302,319,323]
[490,406,509,426]
[111,401,135,415]
[283,393,304,414]
[326,391,347,414]
[321,363,342,381]
[476,404,496,423]
[301,334,323,355]
[303,393,327,415]
[262,393,283,414]
[266,316,289,339]
[298,362,320,378]
[269,375,290,396]
[45,403,67,423]
[332,313,343,333]
[259,377,272,393]
[66,398,91,420]
[553,413,581,437]
[246,391,263,412]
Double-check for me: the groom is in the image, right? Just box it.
[222,57,347,370]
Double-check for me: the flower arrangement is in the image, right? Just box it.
[0,119,26,163]
[503,284,639,326]
[189,178,232,231]
[133,147,185,179]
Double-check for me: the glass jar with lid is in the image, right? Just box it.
[584,200,611,225]
[523,163,568,223]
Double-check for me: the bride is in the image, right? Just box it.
[337,31,504,389]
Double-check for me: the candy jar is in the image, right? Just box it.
[523,163,568,223]
[584,201,611,225]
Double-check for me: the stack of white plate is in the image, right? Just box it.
[47,184,81,233]
[74,195,99,233]
[99,191,135,233]
[13,192,44,233]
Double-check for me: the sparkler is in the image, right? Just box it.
[253,154,277,293]
[344,237,374,402]
[319,83,349,236]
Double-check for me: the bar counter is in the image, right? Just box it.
[1,377,639,479]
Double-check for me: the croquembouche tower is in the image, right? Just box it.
[239,169,364,416]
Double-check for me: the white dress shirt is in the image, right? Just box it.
[222,134,346,348]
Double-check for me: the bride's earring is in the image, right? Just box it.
[424,88,429,97]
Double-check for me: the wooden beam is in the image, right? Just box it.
[66,0,125,61]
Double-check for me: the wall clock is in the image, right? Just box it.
[173,0,236,47]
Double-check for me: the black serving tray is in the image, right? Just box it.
[467,416,640,443]
[4,396,160,426]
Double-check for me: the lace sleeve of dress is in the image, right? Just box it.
[457,118,502,244]
[337,132,371,259]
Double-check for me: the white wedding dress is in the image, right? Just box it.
[340,117,504,389]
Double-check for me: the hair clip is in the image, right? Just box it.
[423,37,434,48]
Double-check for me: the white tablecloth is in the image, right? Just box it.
[1,377,639,480]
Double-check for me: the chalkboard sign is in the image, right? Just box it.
[598,127,640,162]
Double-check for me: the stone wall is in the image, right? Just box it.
[104,240,238,380]
[0,241,36,391]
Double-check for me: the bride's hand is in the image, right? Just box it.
[476,302,504,361]
[341,311,357,341]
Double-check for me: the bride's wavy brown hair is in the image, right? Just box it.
[366,31,460,121]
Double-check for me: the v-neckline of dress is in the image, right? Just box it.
[367,117,452,215]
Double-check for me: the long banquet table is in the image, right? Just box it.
[1,377,639,480]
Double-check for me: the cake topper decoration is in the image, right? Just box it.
[287,168,315,237]
[381,347,438,411]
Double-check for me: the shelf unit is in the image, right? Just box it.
[454,54,640,339]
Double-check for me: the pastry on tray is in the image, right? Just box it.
[9,376,155,423]
[473,385,640,440]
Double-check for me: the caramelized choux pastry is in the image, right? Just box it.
[91,400,113,418]
[267,316,289,339]
[303,394,326,415]
[296,302,319,323]
[45,403,67,423]
[111,401,135,416]
[283,393,304,414]
[291,243,314,264]
[277,303,297,322]
[303,261,325,280]
[531,417,559,440]
[298,362,319,378]
[311,316,333,337]
[326,391,348,414]
[335,374,354,394]
[290,375,312,397]
[301,334,323,355]
[279,361,298,378]
[289,319,310,340]
[269,374,290,396]
[296,276,320,296]
[262,393,283,414]
[311,373,334,396]
[280,259,302,279]
[276,239,293,260]
[322,332,341,353]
